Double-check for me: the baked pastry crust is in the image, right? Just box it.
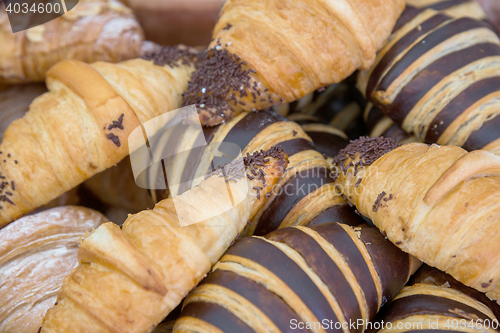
[0,0,144,84]
[0,206,107,333]
[183,0,406,126]
[334,139,500,303]
[41,150,287,333]
[0,56,194,227]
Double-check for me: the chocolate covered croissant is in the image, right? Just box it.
[41,147,287,333]
[0,47,197,227]
[370,265,500,333]
[0,0,144,84]
[333,137,500,303]
[0,206,107,333]
[144,110,358,235]
[174,222,420,332]
[182,0,406,126]
[357,5,500,155]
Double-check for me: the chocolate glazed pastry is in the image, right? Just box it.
[181,0,405,126]
[148,110,359,236]
[332,137,500,303]
[363,103,416,144]
[0,46,197,227]
[406,0,488,21]
[369,265,500,333]
[357,5,500,156]
[174,222,421,333]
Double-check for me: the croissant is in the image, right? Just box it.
[357,5,500,155]
[0,206,107,333]
[181,0,406,126]
[141,109,359,235]
[332,137,500,303]
[0,48,196,227]
[41,147,288,333]
[174,222,420,332]
[0,0,144,84]
[370,265,500,333]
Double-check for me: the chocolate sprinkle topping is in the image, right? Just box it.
[142,45,199,68]
[108,114,125,130]
[107,134,121,147]
[373,191,393,212]
[182,42,282,124]
[205,146,287,197]
[182,42,259,121]
[332,137,397,180]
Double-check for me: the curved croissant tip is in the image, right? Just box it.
[424,150,500,206]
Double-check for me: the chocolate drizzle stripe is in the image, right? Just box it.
[367,13,451,97]
[277,138,316,157]
[382,123,411,143]
[409,265,500,319]
[425,76,500,145]
[386,43,500,125]
[376,18,493,96]
[265,227,363,332]
[305,131,349,158]
[392,6,425,33]
[177,126,218,194]
[222,110,287,152]
[373,294,492,329]
[179,301,254,333]
[225,237,341,332]
[463,112,500,151]
[366,106,387,133]
[427,0,471,11]
[358,227,410,308]
[306,205,364,227]
[310,223,380,320]
[200,270,309,333]
[255,167,333,236]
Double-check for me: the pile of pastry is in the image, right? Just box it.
[1,0,500,332]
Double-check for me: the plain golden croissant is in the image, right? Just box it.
[0,48,196,228]
[0,0,144,84]
[182,0,406,126]
[371,265,500,333]
[332,137,500,303]
[0,206,107,333]
[41,147,288,333]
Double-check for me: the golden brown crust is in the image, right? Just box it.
[334,141,500,303]
[0,206,107,333]
[41,152,287,333]
[0,57,194,227]
[186,0,405,126]
[0,0,144,84]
